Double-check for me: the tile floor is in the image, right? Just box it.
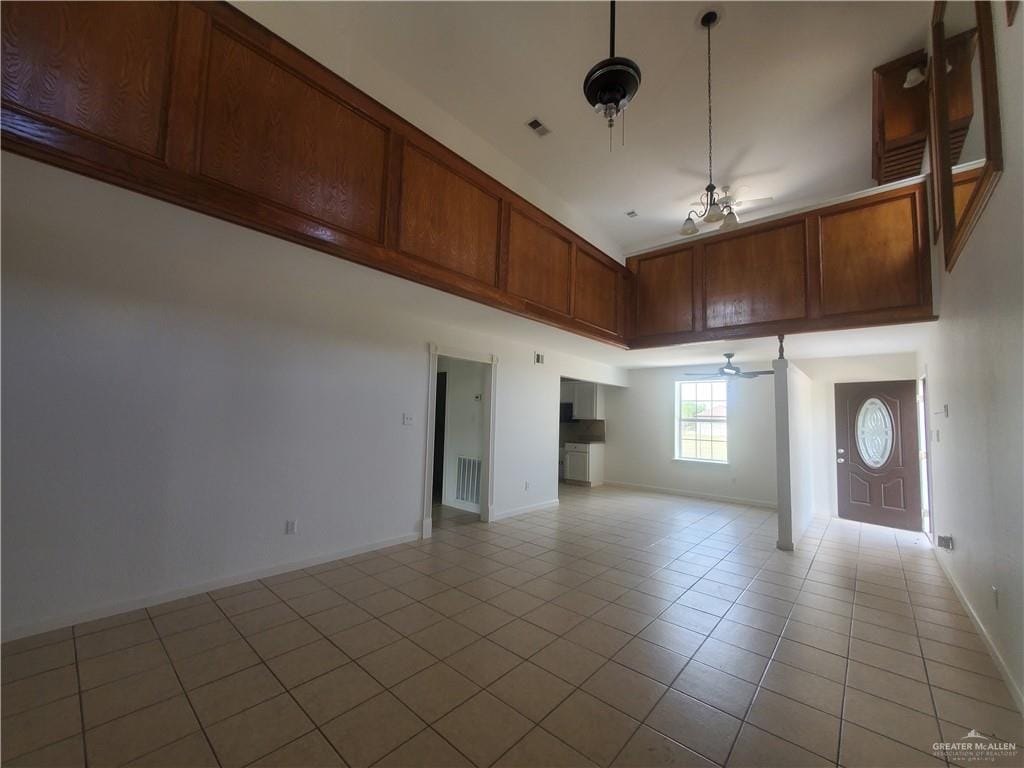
[2,485,1020,767]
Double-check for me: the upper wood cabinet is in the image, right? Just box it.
[507,209,571,313]
[1,2,176,158]
[872,50,929,184]
[399,144,501,286]
[1,1,629,347]
[627,183,933,348]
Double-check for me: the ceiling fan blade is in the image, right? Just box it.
[684,373,719,378]
[734,196,774,208]
[739,370,775,378]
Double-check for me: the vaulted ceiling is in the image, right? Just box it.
[239,1,930,258]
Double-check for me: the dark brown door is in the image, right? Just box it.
[835,381,921,531]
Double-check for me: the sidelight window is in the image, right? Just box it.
[675,381,728,463]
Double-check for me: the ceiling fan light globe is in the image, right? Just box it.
[705,203,724,223]
[720,210,739,230]
[681,217,699,236]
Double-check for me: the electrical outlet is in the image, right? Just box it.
[402,413,414,426]
[285,520,297,535]
[524,481,530,491]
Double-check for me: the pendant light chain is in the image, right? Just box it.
[706,21,713,190]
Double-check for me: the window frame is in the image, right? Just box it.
[674,379,729,464]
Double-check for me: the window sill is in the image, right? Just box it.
[672,457,729,465]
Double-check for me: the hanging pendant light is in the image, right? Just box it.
[583,1,641,150]
[681,10,737,235]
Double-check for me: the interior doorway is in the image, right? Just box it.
[835,380,922,531]
[423,347,496,537]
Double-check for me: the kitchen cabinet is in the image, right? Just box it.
[564,442,604,486]
[562,381,604,420]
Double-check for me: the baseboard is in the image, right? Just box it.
[2,530,422,643]
[603,480,777,510]
[490,498,560,521]
[932,551,1024,713]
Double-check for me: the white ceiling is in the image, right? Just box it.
[239,1,931,257]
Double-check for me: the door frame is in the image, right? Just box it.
[421,344,497,538]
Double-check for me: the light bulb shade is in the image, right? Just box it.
[680,217,699,236]
[720,210,739,230]
[903,67,926,89]
[705,203,724,223]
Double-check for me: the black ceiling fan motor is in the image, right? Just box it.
[583,56,642,114]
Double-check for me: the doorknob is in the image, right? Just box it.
[837,458,845,464]
[837,449,845,454]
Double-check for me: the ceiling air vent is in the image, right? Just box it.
[526,118,551,137]
[625,210,638,218]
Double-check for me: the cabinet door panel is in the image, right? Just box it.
[636,249,694,336]
[1,1,175,157]
[574,248,619,333]
[705,223,806,328]
[819,194,920,316]
[398,144,501,286]
[507,210,571,313]
[200,27,388,242]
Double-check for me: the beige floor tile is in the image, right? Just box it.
[1,694,82,762]
[151,603,223,637]
[435,691,533,766]
[208,580,263,601]
[146,593,214,619]
[85,695,199,767]
[321,691,425,768]
[781,620,849,657]
[248,619,322,660]
[611,725,715,767]
[613,638,688,685]
[919,637,1001,678]
[216,588,281,617]
[671,660,756,719]
[423,589,483,617]
[78,640,169,690]
[162,619,241,659]
[231,603,301,636]
[495,727,595,767]
[286,589,349,617]
[726,723,832,768]
[187,664,283,726]
[522,603,586,635]
[453,602,516,635]
[381,602,449,636]
[266,637,347,688]
[926,659,1017,709]
[552,589,611,617]
[724,604,787,636]
[359,637,437,687]
[250,731,343,767]
[592,604,654,635]
[850,618,920,655]
[329,619,402,658]
[2,628,73,658]
[5,735,84,768]
[839,721,944,767]
[489,618,557,658]
[269,576,325,600]
[676,591,733,618]
[711,619,779,657]
[842,687,940,754]
[531,637,605,686]
[447,638,522,687]
[692,638,768,684]
[396,576,451,601]
[81,664,183,728]
[1,664,79,717]
[760,660,843,716]
[659,604,720,635]
[771,638,847,684]
[583,661,667,721]
[540,690,639,767]
[127,732,218,767]
[489,588,547,616]
[845,660,934,714]
[645,689,740,765]
[848,637,926,681]
[931,688,1022,742]
[375,728,473,767]
[75,610,149,637]
[355,587,416,617]
[409,618,481,659]
[745,689,839,761]
[2,641,77,684]
[458,578,511,602]
[307,603,374,635]
[636,620,703,658]
[291,662,383,724]
[391,663,479,723]
[76,620,158,661]
[205,693,313,768]
[564,619,634,658]
[488,661,574,722]
[173,638,260,690]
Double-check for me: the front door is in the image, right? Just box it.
[835,380,921,531]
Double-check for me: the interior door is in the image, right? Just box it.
[835,380,921,531]
[432,372,447,503]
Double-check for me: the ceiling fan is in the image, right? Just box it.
[687,186,775,213]
[685,353,774,379]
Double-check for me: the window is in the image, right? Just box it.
[676,380,728,463]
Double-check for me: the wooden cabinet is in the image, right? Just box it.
[872,50,929,184]
[0,1,628,347]
[627,182,933,348]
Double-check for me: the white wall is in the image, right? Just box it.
[796,353,919,518]
[916,11,1023,704]
[437,357,487,512]
[604,365,777,506]
[786,363,817,543]
[1,154,626,639]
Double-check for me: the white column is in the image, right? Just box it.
[774,358,794,551]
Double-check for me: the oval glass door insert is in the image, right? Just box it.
[856,397,894,468]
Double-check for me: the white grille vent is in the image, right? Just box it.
[456,457,482,504]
